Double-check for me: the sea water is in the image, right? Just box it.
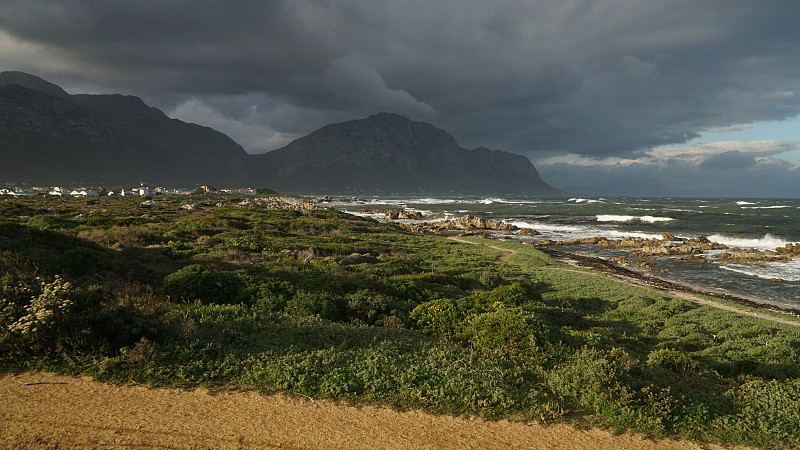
[330,196,800,309]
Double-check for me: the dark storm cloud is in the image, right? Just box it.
[1,0,799,158]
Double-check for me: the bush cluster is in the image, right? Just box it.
[1,275,73,353]
[163,264,244,304]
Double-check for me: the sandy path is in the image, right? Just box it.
[448,237,800,328]
[1,371,741,449]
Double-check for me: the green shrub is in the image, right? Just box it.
[26,215,77,230]
[725,379,800,443]
[647,348,699,373]
[466,308,530,351]
[163,264,244,304]
[251,278,296,312]
[56,247,113,276]
[285,290,344,321]
[345,290,391,325]
[473,282,541,308]
[410,298,466,338]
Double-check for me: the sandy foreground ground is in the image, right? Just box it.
[0,371,747,450]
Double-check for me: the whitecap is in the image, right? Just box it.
[568,198,604,204]
[507,220,663,241]
[596,215,636,222]
[718,259,800,282]
[736,201,757,205]
[741,205,791,209]
[596,215,674,223]
[342,209,383,219]
[707,234,795,251]
[479,197,504,204]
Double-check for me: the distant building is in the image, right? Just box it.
[195,185,216,194]
[132,187,155,196]
[49,187,69,197]
[70,189,100,197]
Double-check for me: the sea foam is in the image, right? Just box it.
[719,259,800,282]
[596,215,674,223]
[707,234,794,251]
[568,198,604,204]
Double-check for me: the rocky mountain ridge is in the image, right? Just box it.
[253,113,561,195]
[0,71,252,187]
[1,72,562,195]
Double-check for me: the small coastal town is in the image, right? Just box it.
[0,185,258,197]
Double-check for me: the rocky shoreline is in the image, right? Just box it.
[362,207,800,316]
[539,247,800,318]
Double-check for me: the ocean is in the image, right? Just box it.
[328,196,800,309]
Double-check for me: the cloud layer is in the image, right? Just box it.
[1,1,799,194]
[538,140,800,197]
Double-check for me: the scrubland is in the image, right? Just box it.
[2,194,799,449]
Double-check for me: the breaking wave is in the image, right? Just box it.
[596,215,674,223]
[707,234,794,251]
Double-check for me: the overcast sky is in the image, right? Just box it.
[1,1,799,196]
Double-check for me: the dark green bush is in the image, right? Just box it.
[251,278,296,312]
[163,264,244,304]
[56,247,114,276]
[647,348,700,373]
[409,298,467,338]
[345,290,391,325]
[285,290,344,321]
[476,282,541,307]
[26,215,77,230]
[466,308,530,351]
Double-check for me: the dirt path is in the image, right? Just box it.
[1,371,743,450]
[448,237,800,328]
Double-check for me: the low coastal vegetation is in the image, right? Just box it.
[2,194,800,448]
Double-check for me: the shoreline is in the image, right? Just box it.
[536,246,800,318]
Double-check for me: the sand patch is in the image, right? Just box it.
[1,371,746,449]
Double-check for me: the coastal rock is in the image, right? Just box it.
[713,248,791,263]
[457,215,517,231]
[399,213,530,236]
[777,243,800,257]
[385,209,424,220]
[517,228,540,236]
[235,197,327,211]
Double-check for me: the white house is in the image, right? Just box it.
[134,187,155,196]
[70,189,100,197]
[49,187,69,197]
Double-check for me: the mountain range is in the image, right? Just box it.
[0,71,561,195]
